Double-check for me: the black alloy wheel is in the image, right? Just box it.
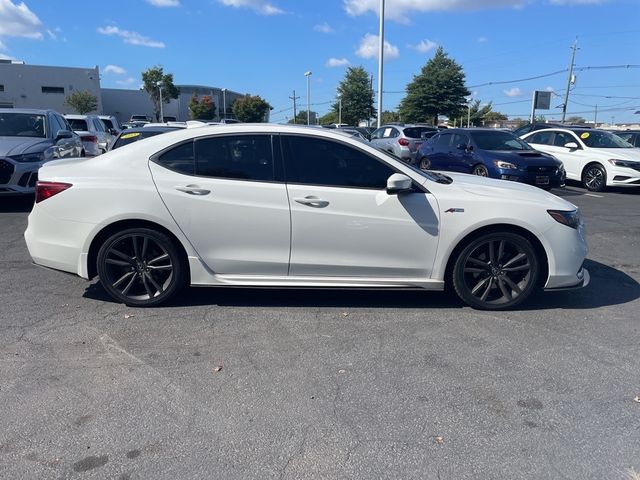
[582,163,607,192]
[420,157,431,170]
[452,232,539,310]
[97,228,186,307]
[472,164,489,177]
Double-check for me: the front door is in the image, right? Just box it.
[149,134,291,276]
[280,135,440,278]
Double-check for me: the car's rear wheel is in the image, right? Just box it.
[420,157,431,170]
[97,228,186,307]
[582,163,607,192]
[452,232,540,310]
[472,164,489,177]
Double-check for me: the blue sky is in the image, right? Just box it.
[1,0,639,123]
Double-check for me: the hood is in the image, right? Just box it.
[436,171,575,210]
[588,147,640,161]
[0,136,52,156]
[486,149,560,166]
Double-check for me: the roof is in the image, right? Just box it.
[0,108,55,114]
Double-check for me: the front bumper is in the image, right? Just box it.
[544,266,590,291]
[0,157,41,195]
[496,168,565,188]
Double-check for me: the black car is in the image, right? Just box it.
[613,130,640,147]
[513,122,591,138]
[0,108,84,195]
[417,128,565,190]
[109,126,184,150]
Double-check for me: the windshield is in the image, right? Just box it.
[576,130,633,148]
[0,112,47,138]
[470,131,533,151]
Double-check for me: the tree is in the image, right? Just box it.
[188,94,216,120]
[330,66,374,126]
[64,91,98,114]
[232,95,272,122]
[399,47,470,125]
[317,111,337,125]
[566,116,587,124]
[381,110,401,124]
[483,111,508,124]
[141,66,179,121]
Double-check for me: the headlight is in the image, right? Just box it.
[8,152,45,163]
[548,209,581,229]
[494,160,518,170]
[608,159,640,168]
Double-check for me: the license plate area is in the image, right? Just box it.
[535,176,550,185]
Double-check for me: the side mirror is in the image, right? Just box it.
[55,129,73,141]
[564,142,579,150]
[386,173,413,195]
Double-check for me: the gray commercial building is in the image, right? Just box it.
[0,60,245,123]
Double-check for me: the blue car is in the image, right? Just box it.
[416,128,565,189]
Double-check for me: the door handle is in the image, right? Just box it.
[175,185,211,196]
[294,196,330,208]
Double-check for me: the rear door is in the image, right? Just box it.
[427,133,453,170]
[149,134,291,276]
[447,133,473,172]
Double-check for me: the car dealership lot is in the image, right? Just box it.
[1,186,639,479]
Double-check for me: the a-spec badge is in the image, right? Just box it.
[445,208,465,213]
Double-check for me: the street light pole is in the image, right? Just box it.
[222,88,227,121]
[304,71,312,125]
[156,82,164,122]
[339,97,342,125]
[467,103,471,128]
[376,0,385,128]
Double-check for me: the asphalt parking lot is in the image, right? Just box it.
[1,184,639,480]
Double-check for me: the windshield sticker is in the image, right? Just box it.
[580,132,590,139]
[120,132,141,139]
[384,128,393,137]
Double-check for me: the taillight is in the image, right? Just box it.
[81,135,98,143]
[398,138,410,146]
[35,181,72,203]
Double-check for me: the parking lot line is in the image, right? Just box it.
[584,193,604,198]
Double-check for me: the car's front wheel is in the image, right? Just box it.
[472,164,489,177]
[582,163,607,192]
[451,232,540,310]
[96,228,186,307]
[419,157,431,170]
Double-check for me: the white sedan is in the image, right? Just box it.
[521,128,640,192]
[25,125,589,310]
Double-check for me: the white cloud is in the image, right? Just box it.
[146,0,180,6]
[97,26,165,48]
[218,0,284,15]
[356,33,399,60]
[0,0,43,39]
[116,77,136,86]
[326,57,350,67]
[314,22,334,33]
[544,86,555,92]
[503,87,523,97]
[408,38,437,53]
[477,36,488,43]
[548,0,606,4]
[104,64,126,75]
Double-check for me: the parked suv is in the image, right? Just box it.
[513,122,591,137]
[370,125,438,164]
[0,108,84,195]
[65,114,113,155]
[98,115,121,136]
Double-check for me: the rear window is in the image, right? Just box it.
[102,119,114,129]
[67,119,88,131]
[403,127,436,139]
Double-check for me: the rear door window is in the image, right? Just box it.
[155,141,195,175]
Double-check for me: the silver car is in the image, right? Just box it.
[0,108,84,195]
[65,114,114,155]
[370,125,438,165]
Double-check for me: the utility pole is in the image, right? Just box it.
[594,104,598,126]
[369,74,374,126]
[304,71,312,125]
[561,39,578,123]
[338,97,342,125]
[376,0,385,128]
[289,90,299,124]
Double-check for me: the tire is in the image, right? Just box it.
[96,228,186,307]
[419,157,431,170]
[582,163,607,192]
[472,164,489,177]
[451,232,540,310]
